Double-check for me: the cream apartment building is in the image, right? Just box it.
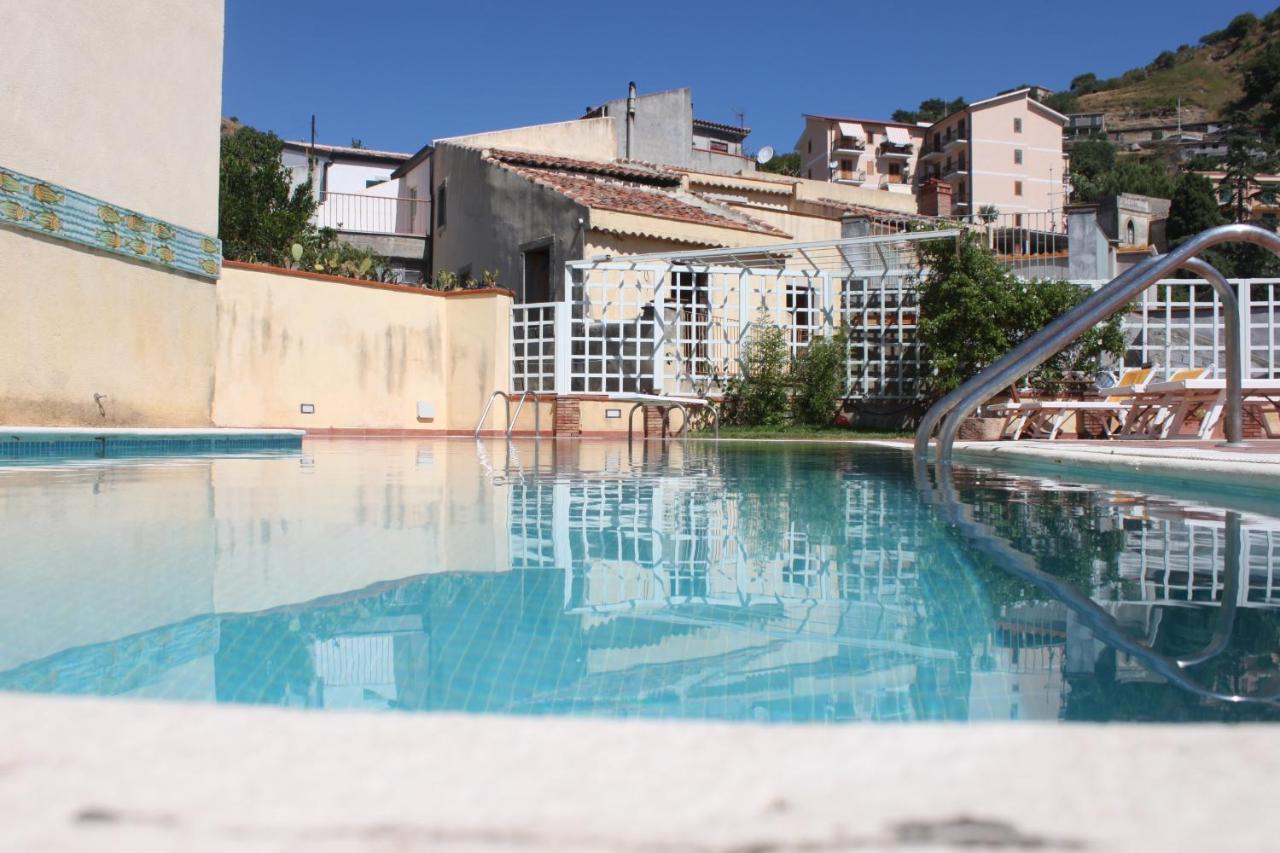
[794,115,926,195]
[917,89,1068,220]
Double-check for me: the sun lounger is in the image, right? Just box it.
[1010,367,1154,440]
[1119,377,1280,439]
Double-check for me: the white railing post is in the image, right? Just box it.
[1238,278,1253,382]
[554,268,574,394]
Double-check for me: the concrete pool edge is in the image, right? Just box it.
[0,426,304,455]
[2,690,1277,852]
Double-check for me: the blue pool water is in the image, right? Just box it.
[1,439,1278,723]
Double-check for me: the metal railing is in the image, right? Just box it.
[916,224,1280,464]
[314,192,429,236]
[474,390,541,438]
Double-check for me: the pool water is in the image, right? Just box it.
[2,439,1278,723]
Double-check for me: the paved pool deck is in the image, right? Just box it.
[1,691,1277,852]
[859,438,1280,490]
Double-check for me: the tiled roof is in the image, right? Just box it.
[692,118,751,138]
[813,198,939,224]
[281,140,411,161]
[485,150,789,238]
[485,149,680,185]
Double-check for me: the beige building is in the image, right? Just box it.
[918,89,1069,220]
[429,118,919,303]
[794,115,926,194]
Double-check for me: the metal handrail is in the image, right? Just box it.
[475,389,543,439]
[914,461,1280,706]
[916,224,1280,464]
[474,391,511,438]
[506,390,540,438]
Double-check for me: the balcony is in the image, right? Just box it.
[877,141,913,160]
[942,162,969,180]
[833,170,868,186]
[831,136,865,156]
[919,146,945,163]
[314,191,429,237]
[943,135,968,153]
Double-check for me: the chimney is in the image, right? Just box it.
[625,81,637,160]
[919,179,952,218]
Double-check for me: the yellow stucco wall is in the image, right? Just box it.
[212,265,511,432]
[0,0,223,233]
[0,232,218,426]
[0,0,225,428]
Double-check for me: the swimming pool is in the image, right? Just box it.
[1,439,1277,722]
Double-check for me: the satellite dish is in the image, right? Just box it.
[756,146,775,164]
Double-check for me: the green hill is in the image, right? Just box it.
[1065,9,1278,121]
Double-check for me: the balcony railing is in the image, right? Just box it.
[832,137,866,155]
[878,141,913,159]
[314,192,429,237]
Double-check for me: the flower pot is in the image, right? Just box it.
[956,415,1006,441]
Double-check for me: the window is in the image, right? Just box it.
[435,183,447,228]
[523,245,551,303]
[1219,186,1234,204]
[841,158,854,175]
[1014,213,1023,227]
[807,168,812,179]
[1014,148,1023,165]
[787,285,813,349]
[957,153,966,171]
[1014,180,1023,196]
[709,139,729,153]
[957,120,966,136]
[1013,117,1023,133]
[933,132,941,150]
[1125,220,1136,245]
[808,139,812,153]
[407,187,418,232]
[671,272,709,371]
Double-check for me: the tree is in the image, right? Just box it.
[1070,73,1100,95]
[218,127,317,265]
[1069,139,1176,203]
[722,316,790,427]
[1166,173,1225,245]
[1236,38,1280,145]
[916,235,1123,399]
[1041,91,1080,115]
[892,97,966,124]
[758,152,800,176]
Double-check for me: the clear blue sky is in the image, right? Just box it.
[222,0,1276,156]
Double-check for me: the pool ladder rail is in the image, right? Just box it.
[916,223,1280,466]
[475,390,541,439]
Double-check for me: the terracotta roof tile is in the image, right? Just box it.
[485,148,680,185]
[486,151,789,238]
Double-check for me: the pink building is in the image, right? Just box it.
[917,89,1069,222]
[794,115,926,196]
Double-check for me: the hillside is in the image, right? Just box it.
[1069,9,1277,121]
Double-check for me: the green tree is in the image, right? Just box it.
[1041,91,1080,115]
[758,152,800,176]
[218,127,317,265]
[916,235,1123,399]
[1166,173,1225,245]
[892,97,966,124]
[1070,138,1176,203]
[1236,38,1280,145]
[791,330,848,426]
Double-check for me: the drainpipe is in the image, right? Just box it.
[626,81,636,160]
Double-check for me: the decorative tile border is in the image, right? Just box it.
[0,166,221,280]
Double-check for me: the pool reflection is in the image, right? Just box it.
[1,439,1278,722]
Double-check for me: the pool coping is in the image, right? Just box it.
[1,691,1276,852]
[0,427,305,441]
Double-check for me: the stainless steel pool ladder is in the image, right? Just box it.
[474,390,541,439]
[916,224,1280,465]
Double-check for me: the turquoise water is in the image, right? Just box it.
[1,439,1278,723]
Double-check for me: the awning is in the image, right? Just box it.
[836,121,864,140]
[885,126,911,145]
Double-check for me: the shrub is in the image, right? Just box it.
[722,316,790,427]
[290,229,398,282]
[791,330,848,426]
[917,235,1124,400]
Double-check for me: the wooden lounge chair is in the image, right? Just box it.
[1010,367,1154,440]
[1115,368,1209,438]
